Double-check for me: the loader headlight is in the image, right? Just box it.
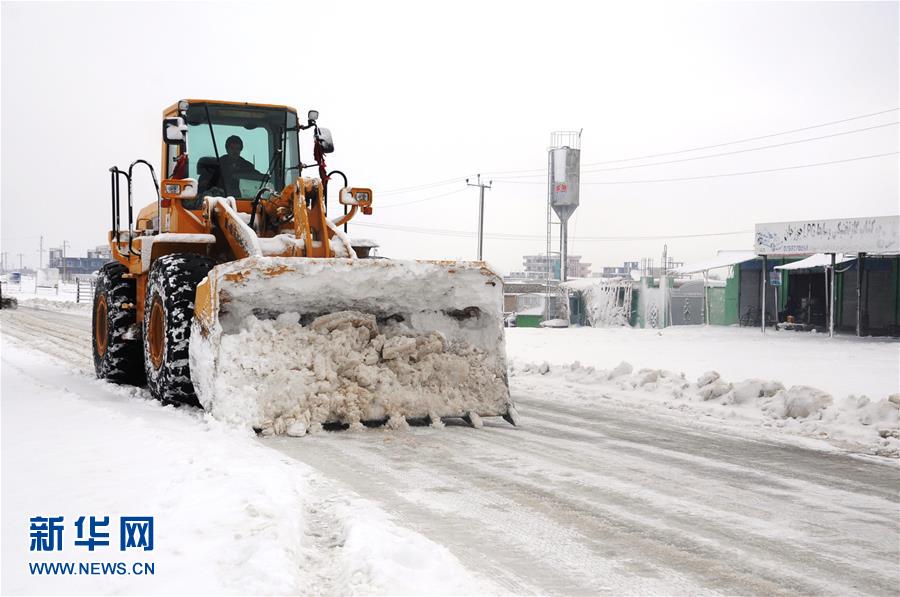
[160,178,198,202]
[338,187,373,208]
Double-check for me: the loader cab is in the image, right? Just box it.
[165,101,301,202]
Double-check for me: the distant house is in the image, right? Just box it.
[48,245,112,279]
[514,254,592,280]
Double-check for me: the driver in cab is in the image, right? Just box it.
[196,135,262,200]
[221,135,256,172]
[219,135,261,196]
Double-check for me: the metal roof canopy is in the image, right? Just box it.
[775,253,855,270]
[755,215,900,256]
[670,250,757,274]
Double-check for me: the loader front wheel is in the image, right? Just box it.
[93,262,144,384]
[143,254,214,407]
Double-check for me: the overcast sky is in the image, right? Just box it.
[2,1,898,274]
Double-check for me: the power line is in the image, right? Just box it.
[0,235,42,241]
[581,107,900,166]
[493,151,899,186]
[353,221,753,242]
[358,223,545,240]
[493,121,899,180]
[364,108,900,195]
[481,107,900,176]
[378,176,469,196]
[376,186,468,209]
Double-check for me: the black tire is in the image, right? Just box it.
[93,262,144,384]
[143,253,214,406]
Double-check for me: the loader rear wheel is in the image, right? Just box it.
[143,254,214,407]
[92,262,144,384]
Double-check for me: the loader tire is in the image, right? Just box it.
[143,254,214,407]
[93,262,144,384]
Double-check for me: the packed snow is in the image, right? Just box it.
[2,303,899,595]
[7,296,92,316]
[196,310,510,435]
[507,325,900,401]
[2,277,93,315]
[507,325,900,457]
[190,258,510,433]
[509,359,900,456]
[0,336,495,595]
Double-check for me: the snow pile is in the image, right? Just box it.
[190,257,510,433]
[196,311,509,434]
[11,296,92,316]
[506,326,899,401]
[608,360,634,379]
[509,360,900,457]
[725,378,785,405]
[761,385,833,419]
[330,496,491,594]
[539,318,569,328]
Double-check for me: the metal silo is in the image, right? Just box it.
[547,131,582,283]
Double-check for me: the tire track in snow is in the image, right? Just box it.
[517,392,900,500]
[267,400,900,596]
[514,403,898,527]
[1,307,93,369]
[447,409,898,594]
[296,477,354,596]
[266,430,598,595]
[0,307,497,595]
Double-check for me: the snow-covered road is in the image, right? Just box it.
[3,305,899,595]
[267,388,900,595]
[1,307,492,595]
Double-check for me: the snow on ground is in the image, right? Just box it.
[2,305,899,595]
[0,335,495,596]
[6,296,93,316]
[510,360,900,457]
[6,297,899,456]
[267,390,900,596]
[507,326,900,457]
[507,325,900,402]
[2,277,92,315]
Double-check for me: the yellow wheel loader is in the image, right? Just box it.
[93,99,517,434]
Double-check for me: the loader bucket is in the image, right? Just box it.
[188,257,514,435]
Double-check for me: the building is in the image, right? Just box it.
[48,245,112,279]
[591,260,640,278]
[511,254,591,280]
[671,216,900,336]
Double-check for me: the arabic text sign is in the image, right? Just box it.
[755,216,899,255]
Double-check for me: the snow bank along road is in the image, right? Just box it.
[3,305,899,596]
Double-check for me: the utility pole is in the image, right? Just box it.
[829,252,836,338]
[661,244,669,328]
[1,252,6,272]
[466,173,492,261]
[39,235,44,269]
[62,240,70,282]
[17,253,24,270]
